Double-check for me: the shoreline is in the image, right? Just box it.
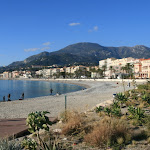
[0,79,147,119]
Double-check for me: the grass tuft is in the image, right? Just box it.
[84,117,131,148]
[61,111,88,136]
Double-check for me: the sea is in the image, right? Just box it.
[0,80,84,101]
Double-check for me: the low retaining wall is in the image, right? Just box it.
[49,78,147,83]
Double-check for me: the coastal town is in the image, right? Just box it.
[1,57,150,79]
[1,0,150,149]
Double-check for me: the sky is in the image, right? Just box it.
[0,0,150,66]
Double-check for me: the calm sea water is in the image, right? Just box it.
[0,80,84,101]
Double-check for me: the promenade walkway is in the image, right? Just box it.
[0,117,57,139]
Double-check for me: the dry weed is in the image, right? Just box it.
[147,137,150,144]
[139,101,146,108]
[117,137,124,145]
[61,111,91,136]
[84,116,131,148]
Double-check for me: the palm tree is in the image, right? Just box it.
[97,68,103,78]
[109,66,113,78]
[90,68,96,72]
[121,66,126,79]
[121,66,126,74]
[102,65,107,77]
[112,68,116,78]
[125,63,133,74]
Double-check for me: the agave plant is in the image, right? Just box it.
[142,94,150,104]
[112,104,121,117]
[95,106,104,113]
[104,107,111,116]
[111,107,121,117]
[128,106,145,123]
[112,101,120,109]
[115,93,128,105]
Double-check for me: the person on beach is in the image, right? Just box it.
[128,82,130,87]
[22,93,24,100]
[3,96,5,102]
[50,88,53,95]
[8,94,11,101]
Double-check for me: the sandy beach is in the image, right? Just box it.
[0,79,146,119]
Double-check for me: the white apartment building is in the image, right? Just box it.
[65,65,86,74]
[99,57,139,78]
[3,71,12,78]
[0,74,3,78]
[36,70,43,75]
[12,71,20,78]
[99,58,114,69]
[134,58,150,78]
[51,68,60,75]
[42,69,52,78]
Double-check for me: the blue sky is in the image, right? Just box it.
[0,0,150,66]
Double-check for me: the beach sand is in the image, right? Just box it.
[0,79,146,119]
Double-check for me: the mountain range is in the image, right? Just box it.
[5,42,150,69]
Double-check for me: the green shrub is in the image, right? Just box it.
[138,84,149,90]
[0,138,21,150]
[22,111,54,150]
[26,111,52,134]
[21,137,37,150]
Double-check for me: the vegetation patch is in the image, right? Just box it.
[84,117,131,148]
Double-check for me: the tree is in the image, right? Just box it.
[109,66,113,78]
[89,67,96,72]
[97,68,103,77]
[102,65,107,77]
[112,68,116,78]
[121,66,126,74]
[75,69,86,78]
[65,72,74,78]
[125,63,133,74]
[101,60,107,77]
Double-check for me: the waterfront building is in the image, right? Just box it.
[3,71,12,78]
[12,71,20,78]
[0,73,3,78]
[99,57,138,78]
[134,58,150,78]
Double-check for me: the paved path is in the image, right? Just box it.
[0,117,57,139]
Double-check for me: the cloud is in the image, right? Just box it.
[24,48,40,52]
[43,42,50,46]
[24,47,50,52]
[40,47,50,51]
[24,42,52,52]
[88,26,99,32]
[69,22,80,26]
[93,26,98,31]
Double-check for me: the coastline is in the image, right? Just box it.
[0,79,147,119]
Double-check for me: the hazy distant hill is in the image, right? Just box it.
[7,42,150,69]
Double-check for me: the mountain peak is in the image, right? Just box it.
[68,42,103,47]
[6,42,150,70]
[133,45,146,48]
